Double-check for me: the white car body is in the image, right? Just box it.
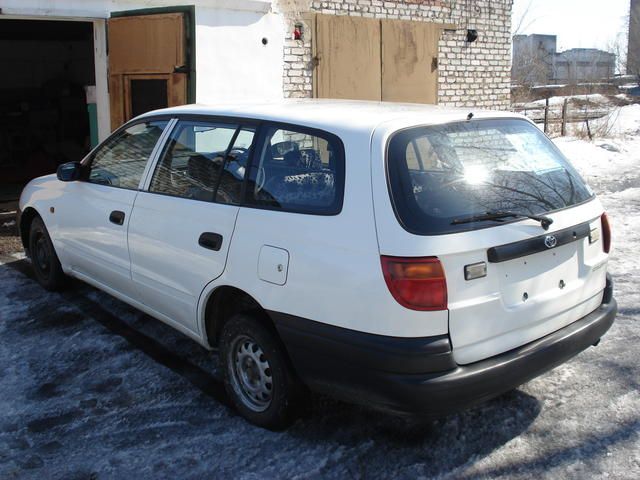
[18,100,616,417]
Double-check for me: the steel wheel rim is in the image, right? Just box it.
[228,334,273,412]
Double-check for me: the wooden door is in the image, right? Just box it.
[314,14,381,101]
[381,20,441,104]
[108,13,187,131]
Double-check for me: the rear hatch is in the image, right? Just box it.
[381,117,610,365]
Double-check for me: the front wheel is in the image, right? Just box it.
[220,313,304,430]
[29,216,67,291]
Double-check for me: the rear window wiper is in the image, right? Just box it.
[451,210,553,230]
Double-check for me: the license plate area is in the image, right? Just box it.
[497,243,580,308]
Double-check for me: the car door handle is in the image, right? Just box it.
[199,232,223,251]
[109,210,126,225]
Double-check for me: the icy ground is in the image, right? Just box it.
[1,113,639,479]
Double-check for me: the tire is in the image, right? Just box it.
[28,216,67,291]
[220,313,303,430]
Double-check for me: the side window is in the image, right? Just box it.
[88,120,168,189]
[149,121,255,204]
[247,126,344,214]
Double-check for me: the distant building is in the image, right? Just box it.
[513,34,616,86]
[512,34,557,85]
[630,0,640,75]
[554,48,616,84]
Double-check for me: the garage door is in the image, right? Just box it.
[314,15,444,104]
[108,12,188,131]
[315,14,381,100]
[381,19,441,104]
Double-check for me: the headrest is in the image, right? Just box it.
[283,149,302,167]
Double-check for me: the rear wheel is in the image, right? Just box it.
[29,216,67,291]
[220,313,303,430]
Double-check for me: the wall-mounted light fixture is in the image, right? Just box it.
[466,29,478,43]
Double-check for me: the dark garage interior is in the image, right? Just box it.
[0,19,96,203]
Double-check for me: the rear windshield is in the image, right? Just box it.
[387,119,593,235]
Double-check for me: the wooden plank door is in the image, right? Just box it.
[381,19,441,104]
[108,12,187,131]
[314,14,381,101]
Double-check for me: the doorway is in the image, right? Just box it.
[0,19,96,198]
[107,9,194,131]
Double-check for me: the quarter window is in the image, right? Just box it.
[150,121,255,204]
[87,120,168,189]
[247,126,344,214]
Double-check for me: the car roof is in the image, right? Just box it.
[138,99,524,135]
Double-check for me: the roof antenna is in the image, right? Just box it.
[467,112,474,121]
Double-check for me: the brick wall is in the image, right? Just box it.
[274,0,513,110]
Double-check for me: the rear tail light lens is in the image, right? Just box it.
[601,212,611,253]
[380,256,447,311]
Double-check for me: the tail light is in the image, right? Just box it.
[380,256,447,311]
[601,212,611,253]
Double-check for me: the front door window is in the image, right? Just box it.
[87,120,168,189]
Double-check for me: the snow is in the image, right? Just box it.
[0,111,639,479]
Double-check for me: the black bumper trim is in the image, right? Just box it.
[385,298,617,415]
[271,279,616,416]
[270,311,456,375]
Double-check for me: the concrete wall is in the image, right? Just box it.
[274,0,514,110]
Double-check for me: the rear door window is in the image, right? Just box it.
[387,119,593,235]
[246,125,344,215]
[149,120,255,204]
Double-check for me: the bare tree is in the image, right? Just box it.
[606,12,630,76]
[512,0,536,37]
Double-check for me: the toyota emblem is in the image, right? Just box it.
[544,235,558,249]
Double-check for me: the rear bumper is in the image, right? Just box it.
[271,276,617,416]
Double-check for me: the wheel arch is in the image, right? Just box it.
[202,285,278,349]
[19,206,42,254]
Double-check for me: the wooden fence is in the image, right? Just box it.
[512,98,611,139]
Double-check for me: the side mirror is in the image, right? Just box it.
[56,162,82,182]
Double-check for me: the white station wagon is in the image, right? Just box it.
[18,100,616,429]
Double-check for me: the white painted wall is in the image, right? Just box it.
[194,8,285,104]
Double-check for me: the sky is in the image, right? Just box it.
[512,0,630,52]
